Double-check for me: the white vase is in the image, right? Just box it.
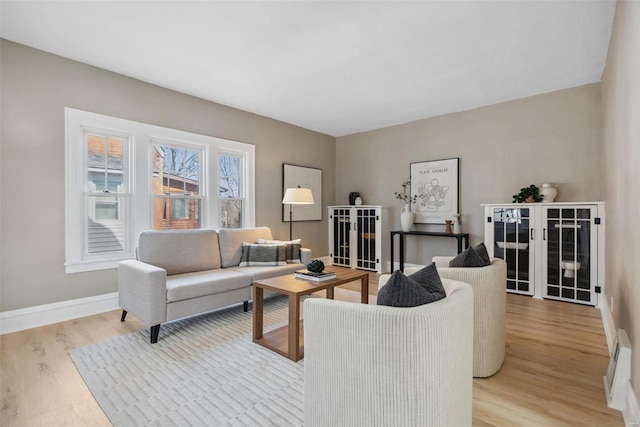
[355,196,363,206]
[452,213,461,234]
[540,183,558,202]
[400,204,414,232]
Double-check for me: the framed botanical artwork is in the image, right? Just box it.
[410,158,459,224]
[282,163,323,221]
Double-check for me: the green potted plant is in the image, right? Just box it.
[395,179,417,205]
[512,184,543,203]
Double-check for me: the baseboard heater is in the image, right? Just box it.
[603,329,632,411]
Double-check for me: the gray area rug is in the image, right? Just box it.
[70,296,305,426]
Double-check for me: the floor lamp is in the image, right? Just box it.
[282,186,315,240]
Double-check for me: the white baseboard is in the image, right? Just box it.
[0,292,119,335]
[624,380,640,427]
[601,297,617,354]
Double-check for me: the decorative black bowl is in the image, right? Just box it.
[307,259,325,273]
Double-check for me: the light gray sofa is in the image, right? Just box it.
[118,227,311,343]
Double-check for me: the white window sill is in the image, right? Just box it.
[65,255,134,274]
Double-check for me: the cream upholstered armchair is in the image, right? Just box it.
[378,259,506,378]
[432,256,507,377]
[304,279,474,427]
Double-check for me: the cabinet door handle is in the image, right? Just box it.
[543,228,547,240]
[530,228,534,240]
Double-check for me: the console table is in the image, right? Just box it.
[390,230,470,272]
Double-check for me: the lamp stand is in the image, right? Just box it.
[289,204,293,241]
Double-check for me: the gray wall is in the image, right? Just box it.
[336,84,604,265]
[602,0,640,395]
[0,39,335,311]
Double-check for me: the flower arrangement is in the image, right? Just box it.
[395,179,417,205]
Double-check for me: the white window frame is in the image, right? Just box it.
[65,108,255,273]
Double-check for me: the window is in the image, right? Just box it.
[65,108,255,273]
[85,132,129,254]
[152,143,203,229]
[219,154,244,228]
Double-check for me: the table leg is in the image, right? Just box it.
[390,232,395,272]
[400,233,405,272]
[288,294,301,360]
[458,237,462,254]
[360,274,369,304]
[253,286,264,340]
[326,287,335,299]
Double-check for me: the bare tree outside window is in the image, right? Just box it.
[219,155,243,228]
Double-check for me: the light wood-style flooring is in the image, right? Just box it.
[1,274,623,426]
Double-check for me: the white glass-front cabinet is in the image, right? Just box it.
[483,202,604,306]
[328,206,388,273]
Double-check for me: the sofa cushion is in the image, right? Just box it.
[377,267,446,307]
[449,246,491,268]
[166,269,251,302]
[228,263,304,281]
[474,242,491,264]
[217,227,274,267]
[409,262,446,298]
[138,229,221,275]
[239,243,286,266]
[256,238,302,263]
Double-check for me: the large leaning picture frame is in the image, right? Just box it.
[282,164,323,222]
[410,158,459,224]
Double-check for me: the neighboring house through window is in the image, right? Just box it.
[152,143,203,229]
[65,108,255,273]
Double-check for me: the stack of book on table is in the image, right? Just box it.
[295,270,336,282]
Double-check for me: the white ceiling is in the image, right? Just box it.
[0,1,616,137]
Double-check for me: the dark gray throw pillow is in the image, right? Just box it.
[377,270,431,307]
[473,242,491,264]
[377,264,446,307]
[409,262,446,301]
[449,246,490,268]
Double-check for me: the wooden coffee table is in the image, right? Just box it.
[252,266,369,361]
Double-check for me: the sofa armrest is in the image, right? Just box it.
[118,260,168,327]
[300,248,312,266]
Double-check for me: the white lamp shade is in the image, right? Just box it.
[282,187,314,204]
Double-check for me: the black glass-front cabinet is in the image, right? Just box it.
[328,206,388,273]
[484,203,603,306]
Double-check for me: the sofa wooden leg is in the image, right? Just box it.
[121,310,127,322]
[150,324,160,343]
[243,301,249,312]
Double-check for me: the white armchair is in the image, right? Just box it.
[303,279,474,427]
[432,256,507,377]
